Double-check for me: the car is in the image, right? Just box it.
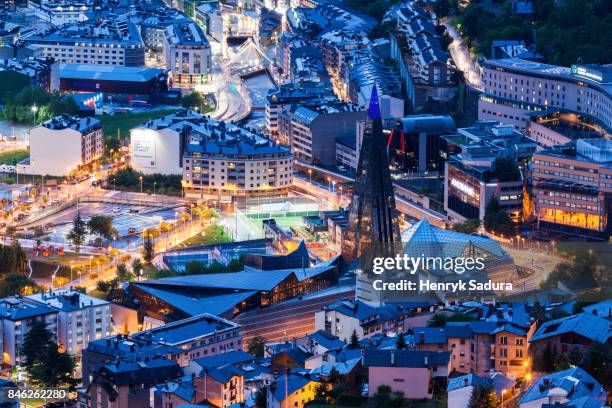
[91,180,99,187]
[0,223,6,228]
[112,207,122,213]
[127,227,136,234]
[126,208,139,214]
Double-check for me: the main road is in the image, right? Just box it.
[443,19,483,91]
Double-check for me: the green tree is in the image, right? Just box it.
[349,330,360,349]
[116,264,135,282]
[131,258,144,279]
[582,343,609,385]
[452,219,480,234]
[468,384,498,408]
[484,198,514,236]
[554,353,571,371]
[21,321,76,388]
[0,273,38,297]
[434,0,451,18]
[0,242,28,275]
[248,336,266,358]
[143,235,155,263]
[181,91,206,110]
[396,332,407,350]
[88,215,117,243]
[67,213,87,252]
[185,260,206,275]
[493,157,521,182]
[540,249,599,290]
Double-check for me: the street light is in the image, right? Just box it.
[308,169,312,184]
[501,389,506,407]
[139,176,143,194]
[153,181,157,196]
[31,105,38,125]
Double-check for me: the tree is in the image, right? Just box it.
[67,213,87,252]
[434,0,451,18]
[483,198,514,236]
[185,260,206,275]
[0,273,38,297]
[248,336,266,358]
[0,242,28,275]
[349,330,360,349]
[116,264,135,282]
[88,215,117,243]
[96,280,112,293]
[493,157,521,182]
[396,332,407,350]
[541,248,599,290]
[131,258,143,279]
[582,343,608,385]
[468,384,498,408]
[143,235,155,263]
[554,353,571,371]
[181,91,206,110]
[452,219,480,234]
[21,321,76,388]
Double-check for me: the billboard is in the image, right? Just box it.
[131,129,156,168]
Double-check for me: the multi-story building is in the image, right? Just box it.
[0,297,58,366]
[19,115,103,177]
[82,314,241,387]
[183,130,293,202]
[27,0,92,25]
[131,109,293,203]
[531,138,612,239]
[163,21,210,85]
[443,121,537,222]
[363,349,451,399]
[0,56,59,91]
[479,59,612,133]
[387,4,455,108]
[315,300,408,341]
[265,81,335,139]
[278,102,363,166]
[22,18,145,67]
[0,21,20,46]
[26,290,110,358]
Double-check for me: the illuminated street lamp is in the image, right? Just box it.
[308,169,312,183]
[501,389,506,407]
[139,176,143,194]
[31,105,38,125]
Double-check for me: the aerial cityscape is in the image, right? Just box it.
[0,0,609,407]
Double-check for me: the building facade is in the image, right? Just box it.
[479,59,612,133]
[20,115,103,177]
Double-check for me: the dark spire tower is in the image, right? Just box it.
[342,86,402,262]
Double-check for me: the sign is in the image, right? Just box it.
[131,129,156,168]
[450,178,477,198]
[571,65,604,83]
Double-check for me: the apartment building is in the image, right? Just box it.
[22,18,145,66]
[0,56,59,91]
[0,297,58,366]
[278,103,363,166]
[479,59,612,132]
[315,300,408,341]
[363,349,451,399]
[27,0,92,25]
[443,121,537,222]
[163,21,211,85]
[27,290,111,358]
[19,115,103,177]
[531,138,612,239]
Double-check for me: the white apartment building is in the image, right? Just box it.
[0,297,59,366]
[28,0,92,25]
[164,22,211,85]
[22,18,145,66]
[479,59,612,132]
[19,115,103,177]
[27,290,111,358]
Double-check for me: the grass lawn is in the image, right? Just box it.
[0,149,28,165]
[26,250,109,280]
[95,109,179,139]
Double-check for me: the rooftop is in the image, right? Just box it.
[27,289,109,312]
[519,367,606,405]
[39,114,101,133]
[0,296,57,321]
[60,63,166,82]
[130,313,239,346]
[362,349,451,368]
[530,312,611,343]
